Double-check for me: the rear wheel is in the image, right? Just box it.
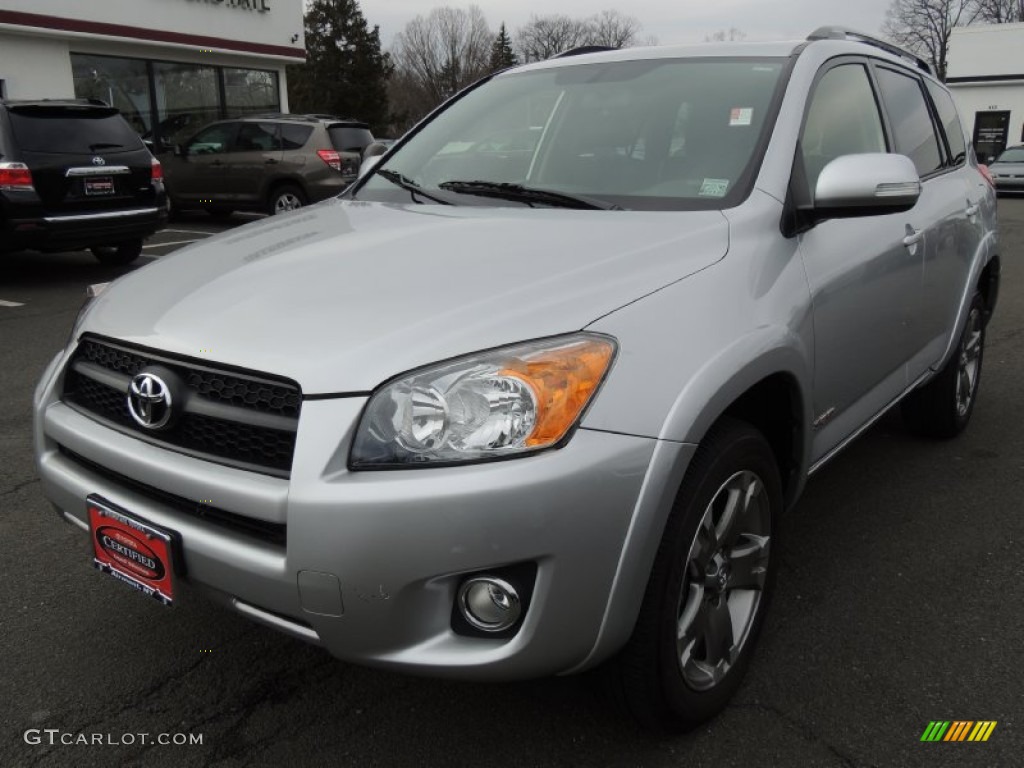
[607,418,781,732]
[90,239,143,266]
[267,185,305,215]
[901,291,985,438]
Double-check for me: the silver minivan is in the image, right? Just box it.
[34,28,1000,731]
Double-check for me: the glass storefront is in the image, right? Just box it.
[71,53,280,153]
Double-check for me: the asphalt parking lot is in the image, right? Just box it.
[1,200,1022,768]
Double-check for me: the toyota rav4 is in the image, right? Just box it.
[33,28,1000,730]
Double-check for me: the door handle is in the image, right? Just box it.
[265,158,279,165]
[965,203,979,218]
[903,228,923,248]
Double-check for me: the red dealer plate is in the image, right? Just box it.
[87,496,176,606]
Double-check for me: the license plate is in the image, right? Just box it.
[84,177,115,196]
[87,496,176,606]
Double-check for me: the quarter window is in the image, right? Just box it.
[874,67,943,177]
[186,123,236,155]
[800,64,887,199]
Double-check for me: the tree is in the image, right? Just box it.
[286,0,393,133]
[969,0,1024,21]
[514,11,646,63]
[390,6,492,131]
[882,0,974,80]
[489,22,519,72]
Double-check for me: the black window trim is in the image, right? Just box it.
[922,78,968,171]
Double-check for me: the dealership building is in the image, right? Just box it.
[947,22,1024,162]
[0,0,305,148]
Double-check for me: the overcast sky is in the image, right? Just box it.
[358,0,896,48]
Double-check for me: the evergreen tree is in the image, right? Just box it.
[489,23,519,72]
[286,0,393,134]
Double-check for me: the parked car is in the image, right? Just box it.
[0,98,166,265]
[162,114,374,216]
[34,27,999,731]
[989,144,1024,194]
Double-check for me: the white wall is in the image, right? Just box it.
[948,83,1024,153]
[948,23,1024,79]
[0,31,72,98]
[0,0,305,52]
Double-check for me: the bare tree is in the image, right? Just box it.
[391,5,493,110]
[588,10,642,48]
[704,28,747,42]
[882,0,975,80]
[515,11,647,63]
[515,14,592,62]
[969,0,1024,21]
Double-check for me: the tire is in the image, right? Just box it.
[606,418,782,732]
[267,185,305,215]
[90,239,143,266]
[901,292,985,439]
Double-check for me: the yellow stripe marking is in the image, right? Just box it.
[968,722,984,741]
[981,721,997,742]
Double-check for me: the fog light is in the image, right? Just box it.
[458,577,521,632]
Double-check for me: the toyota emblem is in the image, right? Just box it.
[91,156,106,166]
[127,373,173,429]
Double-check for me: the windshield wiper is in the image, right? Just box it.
[376,169,453,206]
[437,180,621,210]
[88,142,123,150]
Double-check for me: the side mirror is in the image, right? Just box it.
[173,144,185,158]
[986,155,995,164]
[362,140,390,160]
[814,153,920,218]
[359,154,384,179]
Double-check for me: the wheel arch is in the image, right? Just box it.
[569,337,811,673]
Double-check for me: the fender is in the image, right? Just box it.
[569,330,811,672]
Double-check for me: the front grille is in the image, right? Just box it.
[59,446,287,547]
[62,336,301,477]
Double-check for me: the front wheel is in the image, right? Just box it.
[267,185,305,215]
[901,292,985,439]
[90,239,143,266]
[607,418,781,732]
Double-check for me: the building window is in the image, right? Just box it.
[224,68,280,116]
[71,54,152,135]
[70,53,281,152]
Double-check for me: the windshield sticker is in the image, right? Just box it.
[729,108,753,126]
[700,178,730,197]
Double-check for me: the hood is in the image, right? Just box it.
[83,199,728,393]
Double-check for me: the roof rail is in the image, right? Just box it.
[553,45,618,59]
[807,26,933,75]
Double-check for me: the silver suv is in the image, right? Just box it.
[33,28,1000,731]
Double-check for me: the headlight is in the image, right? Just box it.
[350,334,616,468]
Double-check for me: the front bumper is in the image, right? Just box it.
[34,351,680,679]
[993,177,1024,193]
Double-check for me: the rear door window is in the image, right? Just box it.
[8,106,144,155]
[328,125,374,153]
[280,124,313,150]
[233,122,280,152]
[874,67,944,177]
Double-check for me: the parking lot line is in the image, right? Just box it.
[162,228,217,236]
[143,239,198,249]
[0,299,25,307]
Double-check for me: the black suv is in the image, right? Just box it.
[162,114,374,217]
[0,99,167,265]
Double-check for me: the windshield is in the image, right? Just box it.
[994,147,1024,163]
[354,57,786,211]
